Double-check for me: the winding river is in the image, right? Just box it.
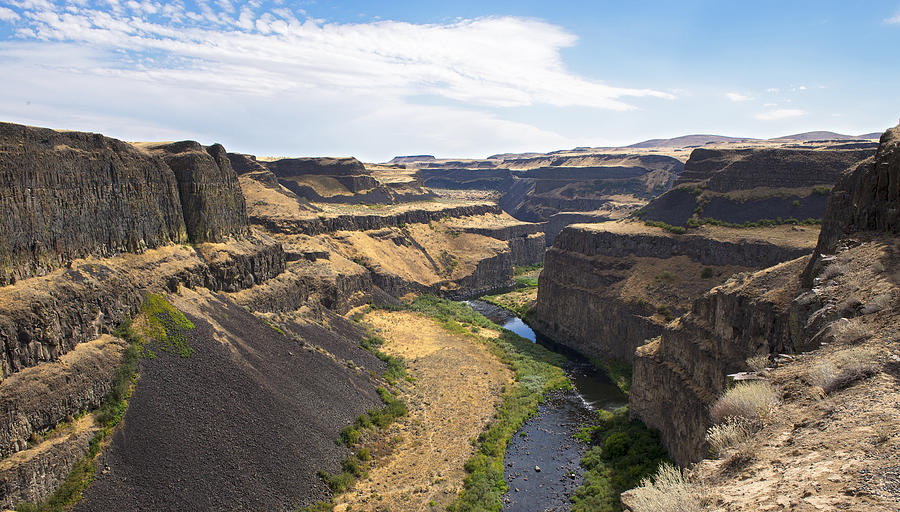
[466,301,627,511]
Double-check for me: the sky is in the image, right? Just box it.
[0,1,898,161]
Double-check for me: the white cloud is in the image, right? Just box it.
[886,14,900,24]
[0,7,18,21]
[754,109,805,121]
[2,5,672,111]
[725,92,751,102]
[766,87,779,93]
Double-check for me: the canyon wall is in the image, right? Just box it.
[641,145,874,226]
[0,123,188,285]
[631,125,900,466]
[531,223,813,363]
[147,141,249,242]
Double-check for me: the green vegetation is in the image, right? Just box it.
[359,335,408,384]
[592,358,633,395]
[514,275,539,288]
[643,220,686,235]
[812,185,833,196]
[140,293,195,357]
[700,217,820,229]
[655,271,676,282]
[700,267,714,279]
[513,263,543,275]
[571,407,669,512]
[16,320,144,512]
[397,296,569,511]
[480,293,533,319]
[792,199,801,207]
[322,387,407,497]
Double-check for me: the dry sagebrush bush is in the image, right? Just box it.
[709,381,778,425]
[808,347,879,394]
[821,261,849,280]
[706,417,753,457]
[745,354,770,373]
[626,463,706,512]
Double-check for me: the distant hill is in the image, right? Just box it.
[627,135,755,148]
[770,131,881,142]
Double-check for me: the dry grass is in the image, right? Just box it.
[862,293,893,314]
[709,381,778,425]
[706,418,754,458]
[746,354,770,373]
[625,463,707,512]
[831,319,873,344]
[821,261,850,280]
[807,346,880,395]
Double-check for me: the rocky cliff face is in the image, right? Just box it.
[0,123,188,285]
[675,147,873,190]
[531,224,811,363]
[146,141,249,242]
[630,125,900,467]
[805,126,900,281]
[630,257,813,465]
[641,145,874,226]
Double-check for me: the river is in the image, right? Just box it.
[466,300,628,511]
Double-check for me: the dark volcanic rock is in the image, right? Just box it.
[74,292,381,512]
[674,147,872,190]
[0,122,188,285]
[149,141,249,243]
[805,125,900,282]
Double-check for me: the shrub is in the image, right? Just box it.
[709,381,778,424]
[700,267,713,279]
[625,463,705,512]
[813,185,832,196]
[745,354,769,373]
[808,347,879,394]
[705,418,753,457]
[821,262,849,280]
[644,220,686,235]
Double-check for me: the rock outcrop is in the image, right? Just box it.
[145,141,249,242]
[805,126,900,281]
[640,145,874,226]
[531,223,812,362]
[0,123,188,285]
[630,125,900,466]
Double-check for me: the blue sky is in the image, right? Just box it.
[0,1,897,161]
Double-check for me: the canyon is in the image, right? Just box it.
[0,118,896,512]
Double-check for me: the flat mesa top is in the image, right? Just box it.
[571,220,820,249]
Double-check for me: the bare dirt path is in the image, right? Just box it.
[334,310,512,512]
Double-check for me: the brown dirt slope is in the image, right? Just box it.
[333,310,512,512]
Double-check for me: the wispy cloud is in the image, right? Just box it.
[0,7,19,20]
[0,2,672,111]
[725,92,752,102]
[754,109,805,121]
[886,14,900,24]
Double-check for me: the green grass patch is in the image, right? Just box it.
[571,407,669,512]
[591,358,633,395]
[140,293,195,357]
[16,320,143,512]
[643,220,686,235]
[812,185,832,196]
[513,263,543,276]
[480,294,533,320]
[700,217,820,229]
[514,275,539,288]
[407,294,497,330]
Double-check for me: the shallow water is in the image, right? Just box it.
[466,300,628,511]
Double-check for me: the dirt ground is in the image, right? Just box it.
[333,310,512,512]
[691,238,900,511]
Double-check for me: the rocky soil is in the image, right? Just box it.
[75,288,383,512]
